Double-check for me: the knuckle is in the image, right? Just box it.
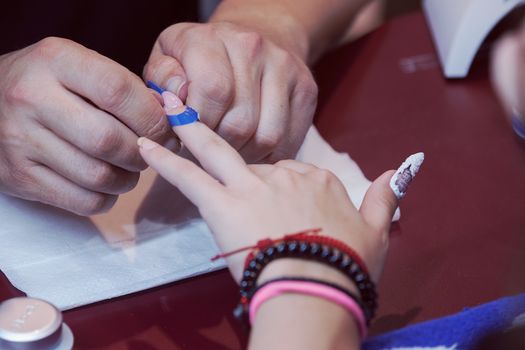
[143,55,172,83]
[3,79,33,105]
[219,113,257,142]
[8,163,34,192]
[78,193,116,216]
[200,75,234,107]
[122,171,140,192]
[274,48,297,68]
[88,163,117,189]
[31,37,69,62]
[236,31,264,59]
[160,23,190,42]
[312,169,337,184]
[97,70,133,111]
[255,131,280,151]
[146,118,170,142]
[142,61,156,82]
[294,75,319,106]
[91,127,123,158]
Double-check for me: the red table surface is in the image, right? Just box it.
[1,11,524,349]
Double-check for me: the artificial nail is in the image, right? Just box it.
[166,76,186,96]
[390,152,425,199]
[511,108,525,140]
[162,91,183,109]
[137,137,158,151]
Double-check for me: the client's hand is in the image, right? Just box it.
[137,120,399,283]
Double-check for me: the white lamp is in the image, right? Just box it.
[423,0,525,78]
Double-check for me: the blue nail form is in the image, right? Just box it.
[512,111,525,140]
[167,106,199,126]
[147,81,165,94]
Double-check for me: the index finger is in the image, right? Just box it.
[47,39,169,142]
[163,92,257,186]
[176,121,259,187]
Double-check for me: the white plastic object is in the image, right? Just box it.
[423,0,525,78]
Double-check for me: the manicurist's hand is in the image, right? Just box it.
[143,19,318,163]
[0,37,170,215]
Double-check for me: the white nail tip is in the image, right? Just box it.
[390,152,425,199]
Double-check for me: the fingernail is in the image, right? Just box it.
[166,76,186,96]
[161,91,183,109]
[167,106,200,127]
[137,137,159,151]
[390,152,425,200]
[511,108,525,140]
[146,81,165,94]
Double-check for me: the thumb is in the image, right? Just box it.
[360,170,398,233]
[143,42,189,101]
[360,152,425,232]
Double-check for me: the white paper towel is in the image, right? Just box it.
[0,126,398,310]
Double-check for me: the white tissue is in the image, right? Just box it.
[0,126,398,310]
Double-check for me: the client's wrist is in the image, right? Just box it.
[250,285,360,350]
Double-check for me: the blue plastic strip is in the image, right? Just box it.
[147,81,165,94]
[167,106,199,126]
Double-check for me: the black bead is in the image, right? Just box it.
[329,250,342,264]
[265,246,276,259]
[339,256,352,270]
[248,260,261,271]
[320,246,332,259]
[240,280,250,289]
[233,304,245,321]
[255,252,267,264]
[354,273,365,283]
[243,270,256,280]
[299,242,310,253]
[348,262,360,275]
[287,241,299,253]
[357,282,366,291]
[309,243,321,256]
[276,242,287,254]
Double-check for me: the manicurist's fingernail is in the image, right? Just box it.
[162,91,183,109]
[137,137,159,151]
[166,76,186,96]
[390,152,425,200]
[511,108,525,140]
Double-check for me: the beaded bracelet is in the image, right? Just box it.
[232,238,377,325]
[221,234,377,324]
[211,229,377,325]
[248,278,368,339]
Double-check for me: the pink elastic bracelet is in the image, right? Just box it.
[249,280,367,339]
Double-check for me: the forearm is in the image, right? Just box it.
[209,0,369,64]
[248,259,362,350]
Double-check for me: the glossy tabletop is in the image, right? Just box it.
[1,11,524,349]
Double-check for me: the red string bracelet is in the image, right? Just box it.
[211,228,369,276]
